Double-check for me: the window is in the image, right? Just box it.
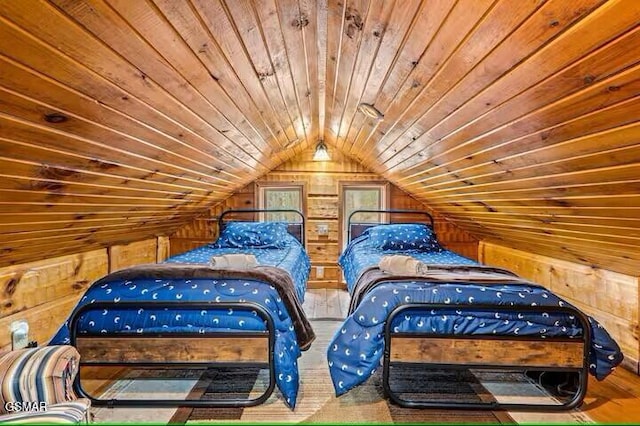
[340,182,388,249]
[257,183,304,223]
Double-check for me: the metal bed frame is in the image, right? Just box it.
[69,208,306,408]
[218,208,306,248]
[383,303,590,410]
[347,208,433,243]
[346,209,591,410]
[71,302,275,408]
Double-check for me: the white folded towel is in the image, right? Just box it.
[210,254,258,270]
[379,255,428,276]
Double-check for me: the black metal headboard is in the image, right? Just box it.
[347,209,434,243]
[217,209,306,248]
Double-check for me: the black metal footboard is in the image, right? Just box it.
[69,301,276,408]
[382,303,591,411]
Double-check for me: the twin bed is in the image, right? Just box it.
[327,209,623,410]
[50,209,313,409]
[50,208,623,411]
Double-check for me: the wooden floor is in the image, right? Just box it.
[584,367,640,423]
[302,289,351,319]
[303,289,640,424]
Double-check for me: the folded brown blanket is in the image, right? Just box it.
[349,264,538,315]
[91,263,315,350]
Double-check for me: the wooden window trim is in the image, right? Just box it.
[338,181,390,251]
[255,181,308,219]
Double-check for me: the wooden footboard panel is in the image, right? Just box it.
[76,335,269,364]
[390,336,584,369]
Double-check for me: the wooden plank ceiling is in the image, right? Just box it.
[0,0,639,275]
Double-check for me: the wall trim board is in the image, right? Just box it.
[157,236,170,263]
[622,356,640,376]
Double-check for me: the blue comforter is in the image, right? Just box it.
[340,233,477,293]
[51,234,310,408]
[329,226,623,395]
[166,235,309,301]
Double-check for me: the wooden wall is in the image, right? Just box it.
[480,241,639,374]
[0,236,169,351]
[0,0,637,278]
[109,237,169,272]
[170,147,478,288]
[349,0,640,278]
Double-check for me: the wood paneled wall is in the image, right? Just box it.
[0,0,314,270]
[346,0,640,277]
[0,0,638,277]
[480,241,639,373]
[0,236,169,351]
[170,146,478,287]
[108,236,169,272]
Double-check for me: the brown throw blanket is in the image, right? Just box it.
[90,263,315,350]
[349,264,541,315]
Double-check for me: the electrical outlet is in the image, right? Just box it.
[10,320,29,350]
[317,223,329,236]
[316,266,325,279]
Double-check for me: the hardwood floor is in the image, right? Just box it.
[302,289,351,319]
[583,367,640,423]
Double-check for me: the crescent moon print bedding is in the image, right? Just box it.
[328,223,623,396]
[51,223,311,408]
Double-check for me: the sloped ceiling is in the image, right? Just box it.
[0,0,639,275]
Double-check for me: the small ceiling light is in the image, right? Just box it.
[357,103,384,121]
[312,140,330,161]
[44,112,69,123]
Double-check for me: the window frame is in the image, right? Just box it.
[338,181,389,250]
[255,181,307,224]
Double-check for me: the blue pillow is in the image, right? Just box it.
[214,221,289,249]
[365,223,439,251]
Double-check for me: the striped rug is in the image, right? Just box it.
[169,320,513,424]
[90,319,592,424]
